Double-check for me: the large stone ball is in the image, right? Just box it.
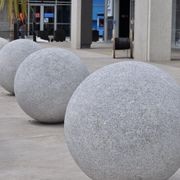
[14,48,89,123]
[65,61,180,180]
[0,39,41,94]
[0,37,8,49]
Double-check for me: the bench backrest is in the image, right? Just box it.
[114,38,130,50]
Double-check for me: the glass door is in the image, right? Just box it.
[44,6,55,35]
[28,4,55,36]
[29,5,41,35]
[57,4,71,37]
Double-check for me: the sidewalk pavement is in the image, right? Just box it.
[0,41,180,180]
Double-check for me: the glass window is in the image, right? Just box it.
[57,5,71,23]
[57,0,71,2]
[28,0,71,37]
[56,5,71,36]
[57,24,70,36]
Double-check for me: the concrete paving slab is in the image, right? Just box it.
[0,87,90,180]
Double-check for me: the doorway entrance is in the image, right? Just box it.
[28,4,56,36]
[119,0,130,38]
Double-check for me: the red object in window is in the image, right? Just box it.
[35,13,40,18]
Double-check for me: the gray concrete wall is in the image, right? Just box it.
[134,0,172,62]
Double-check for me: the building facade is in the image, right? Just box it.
[0,0,179,62]
[72,0,180,62]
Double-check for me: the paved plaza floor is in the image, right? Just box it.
[0,41,180,180]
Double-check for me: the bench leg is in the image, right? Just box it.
[130,48,133,58]
[113,50,115,59]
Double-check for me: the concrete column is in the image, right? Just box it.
[134,0,173,62]
[54,5,57,31]
[71,0,92,49]
[104,0,108,42]
[113,0,119,38]
[40,6,44,31]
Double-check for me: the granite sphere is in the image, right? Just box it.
[0,37,8,49]
[65,61,180,180]
[14,48,89,123]
[0,39,41,94]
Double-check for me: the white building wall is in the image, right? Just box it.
[134,0,173,62]
[134,0,149,61]
[71,0,92,49]
[71,0,81,49]
[113,0,119,38]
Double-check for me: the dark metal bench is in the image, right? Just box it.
[92,30,99,42]
[113,37,133,58]
[38,31,49,41]
[54,29,66,42]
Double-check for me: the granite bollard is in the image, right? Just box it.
[65,61,180,180]
[14,48,89,123]
[0,39,41,94]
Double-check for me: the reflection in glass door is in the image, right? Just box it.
[28,5,55,36]
[29,6,40,35]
